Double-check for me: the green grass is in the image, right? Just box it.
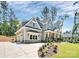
[50,42,79,58]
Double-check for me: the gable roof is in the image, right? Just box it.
[20,17,58,31]
[21,17,43,29]
[36,19,43,28]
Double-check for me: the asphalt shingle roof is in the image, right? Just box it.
[22,20,29,26]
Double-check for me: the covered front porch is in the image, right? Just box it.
[45,30,59,42]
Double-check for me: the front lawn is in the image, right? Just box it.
[50,42,79,58]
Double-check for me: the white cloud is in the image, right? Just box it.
[7,1,78,31]
[8,1,31,6]
[8,1,78,19]
[8,1,43,15]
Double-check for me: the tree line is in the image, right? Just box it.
[0,1,19,36]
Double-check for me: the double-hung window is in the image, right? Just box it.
[30,35,37,40]
[30,35,32,40]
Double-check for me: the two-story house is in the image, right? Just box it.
[15,17,61,43]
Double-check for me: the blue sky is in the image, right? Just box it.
[8,1,79,32]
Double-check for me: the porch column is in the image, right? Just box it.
[24,27,26,41]
[48,32,50,39]
[53,33,54,39]
[48,32,49,37]
[54,33,56,38]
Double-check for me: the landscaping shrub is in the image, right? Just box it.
[63,37,79,43]
[42,45,45,49]
[53,45,58,54]
[39,47,43,51]
[56,38,63,42]
[47,42,49,46]
[15,39,17,42]
[44,44,47,47]
[53,49,57,54]
[40,52,45,57]
[38,43,58,58]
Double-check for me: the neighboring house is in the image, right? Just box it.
[15,17,61,43]
[63,31,78,41]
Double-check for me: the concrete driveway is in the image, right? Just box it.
[0,42,44,58]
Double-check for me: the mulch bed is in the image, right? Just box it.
[38,43,58,58]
